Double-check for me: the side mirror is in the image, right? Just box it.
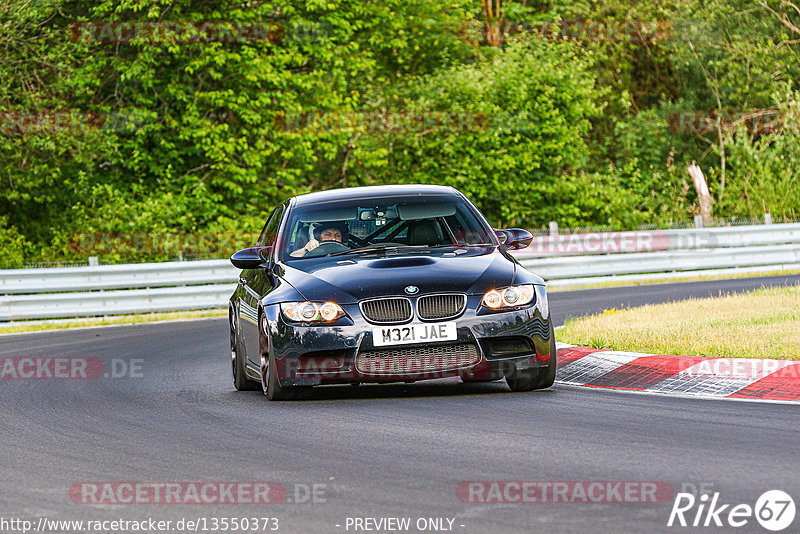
[500,228,533,250]
[230,246,270,269]
[494,229,508,245]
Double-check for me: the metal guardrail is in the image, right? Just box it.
[0,284,235,321]
[514,222,800,259]
[0,259,236,294]
[0,260,237,321]
[2,223,800,321]
[518,244,800,280]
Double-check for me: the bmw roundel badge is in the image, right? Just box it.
[405,285,419,295]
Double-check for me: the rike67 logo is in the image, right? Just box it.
[668,489,796,531]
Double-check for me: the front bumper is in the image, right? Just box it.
[263,294,553,386]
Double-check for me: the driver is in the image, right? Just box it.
[290,221,349,257]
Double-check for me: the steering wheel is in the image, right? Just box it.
[304,240,350,257]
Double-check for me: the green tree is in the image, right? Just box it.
[349,39,640,227]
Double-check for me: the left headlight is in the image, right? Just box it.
[481,284,535,310]
[280,301,346,322]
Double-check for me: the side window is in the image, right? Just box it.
[257,206,284,247]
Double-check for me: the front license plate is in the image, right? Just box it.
[372,322,457,347]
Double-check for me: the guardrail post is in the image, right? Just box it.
[765,213,773,224]
[549,221,558,237]
[694,215,704,229]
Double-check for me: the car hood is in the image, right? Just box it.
[280,248,521,303]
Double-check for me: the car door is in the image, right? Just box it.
[240,205,284,367]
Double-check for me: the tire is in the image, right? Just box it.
[505,368,540,392]
[231,306,259,391]
[535,322,558,389]
[506,322,557,392]
[261,349,310,401]
[232,340,259,391]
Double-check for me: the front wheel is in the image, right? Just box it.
[261,351,309,401]
[232,340,259,391]
[231,305,259,391]
[505,368,540,392]
[535,322,558,389]
[506,322,557,392]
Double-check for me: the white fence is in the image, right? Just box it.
[515,222,800,258]
[2,222,799,321]
[0,260,236,294]
[0,260,236,321]
[1,284,234,321]
[515,222,800,286]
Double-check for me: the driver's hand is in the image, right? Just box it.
[304,239,320,253]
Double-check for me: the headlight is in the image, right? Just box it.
[280,301,346,322]
[482,285,535,310]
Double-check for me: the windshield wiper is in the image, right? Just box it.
[436,243,495,247]
[330,243,495,257]
[329,244,410,256]
[404,243,495,249]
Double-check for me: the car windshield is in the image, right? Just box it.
[281,195,497,261]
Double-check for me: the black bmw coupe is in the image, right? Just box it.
[229,185,555,400]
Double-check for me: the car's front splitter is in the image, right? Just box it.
[262,300,552,387]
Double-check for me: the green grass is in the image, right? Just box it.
[558,285,800,359]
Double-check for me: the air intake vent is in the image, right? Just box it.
[360,297,413,324]
[357,343,480,375]
[417,294,466,320]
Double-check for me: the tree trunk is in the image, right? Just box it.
[481,0,503,47]
[688,162,713,225]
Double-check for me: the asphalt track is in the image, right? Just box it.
[2,274,799,534]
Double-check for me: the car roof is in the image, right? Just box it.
[292,184,460,207]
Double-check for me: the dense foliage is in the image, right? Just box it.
[1,0,799,265]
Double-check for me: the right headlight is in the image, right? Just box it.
[481,284,535,310]
[280,301,346,323]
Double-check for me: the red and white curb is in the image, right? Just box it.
[555,343,800,403]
